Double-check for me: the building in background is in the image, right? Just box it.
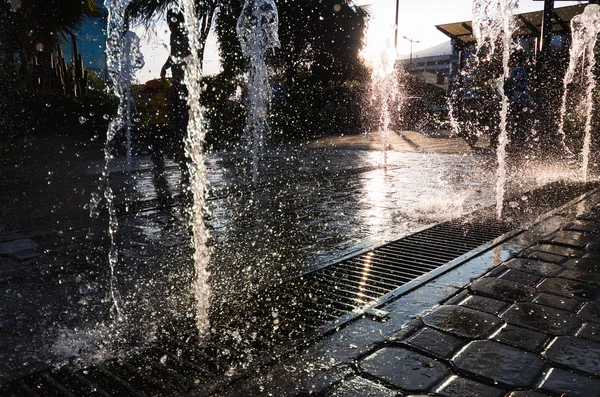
[397,41,459,91]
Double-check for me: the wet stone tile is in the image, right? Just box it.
[505,391,550,397]
[490,324,549,353]
[421,305,501,339]
[501,302,581,336]
[578,301,600,324]
[565,219,600,234]
[583,252,600,261]
[435,376,505,397]
[0,238,37,255]
[443,289,469,306]
[469,278,536,302]
[504,258,562,277]
[586,240,600,253]
[499,269,542,286]
[577,323,600,343]
[459,294,510,315]
[453,340,545,388]
[537,278,600,300]
[564,257,600,273]
[543,230,597,248]
[388,319,423,343]
[558,269,600,284]
[543,336,600,376]
[359,347,449,393]
[328,376,396,397]
[532,293,582,311]
[540,368,600,397]
[405,327,466,359]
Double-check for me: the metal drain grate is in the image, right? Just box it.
[272,219,512,331]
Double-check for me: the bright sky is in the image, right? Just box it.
[135,0,588,82]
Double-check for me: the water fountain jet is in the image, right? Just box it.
[556,4,600,182]
[237,0,280,188]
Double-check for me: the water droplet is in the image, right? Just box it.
[79,116,88,124]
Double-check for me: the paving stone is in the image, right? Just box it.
[586,240,600,253]
[565,257,600,273]
[505,391,550,397]
[405,327,466,359]
[583,252,600,261]
[435,376,504,397]
[359,347,449,393]
[543,230,598,248]
[520,250,566,264]
[421,305,502,339]
[537,278,600,300]
[578,301,600,323]
[539,368,600,397]
[388,319,423,342]
[532,293,582,311]
[577,323,600,343]
[459,294,510,315]
[504,258,562,277]
[499,269,542,286]
[443,289,469,306]
[565,219,600,234]
[543,336,600,376]
[558,269,600,284]
[453,340,545,388]
[490,324,549,353]
[501,303,581,336]
[469,278,536,302]
[328,377,396,397]
[523,244,583,260]
[0,239,37,255]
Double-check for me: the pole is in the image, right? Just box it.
[394,0,400,49]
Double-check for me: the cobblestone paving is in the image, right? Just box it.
[319,208,600,396]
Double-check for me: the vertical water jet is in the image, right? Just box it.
[237,0,280,188]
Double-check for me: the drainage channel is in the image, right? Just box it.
[1,181,597,397]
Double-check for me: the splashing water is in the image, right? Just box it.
[360,11,398,169]
[179,0,212,333]
[237,0,280,187]
[472,0,518,218]
[103,0,133,321]
[123,31,144,169]
[556,4,600,181]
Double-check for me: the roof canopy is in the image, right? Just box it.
[436,4,586,44]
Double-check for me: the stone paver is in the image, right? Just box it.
[564,257,600,273]
[421,305,501,339]
[504,258,562,277]
[469,277,536,302]
[578,301,600,323]
[499,268,542,286]
[0,238,37,256]
[435,376,505,397]
[458,294,510,315]
[558,269,600,284]
[543,336,600,376]
[490,324,549,353]
[532,292,582,311]
[506,391,549,397]
[578,322,600,343]
[539,368,600,397]
[453,340,546,387]
[501,302,581,336]
[537,277,600,300]
[405,327,466,359]
[328,376,396,397]
[359,347,449,393]
[543,230,597,248]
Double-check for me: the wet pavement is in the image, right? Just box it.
[1,132,600,395]
[218,187,600,397]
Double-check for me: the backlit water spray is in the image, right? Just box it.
[237,0,280,188]
[102,0,132,321]
[180,0,211,333]
[361,9,398,168]
[472,0,518,218]
[556,4,600,181]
